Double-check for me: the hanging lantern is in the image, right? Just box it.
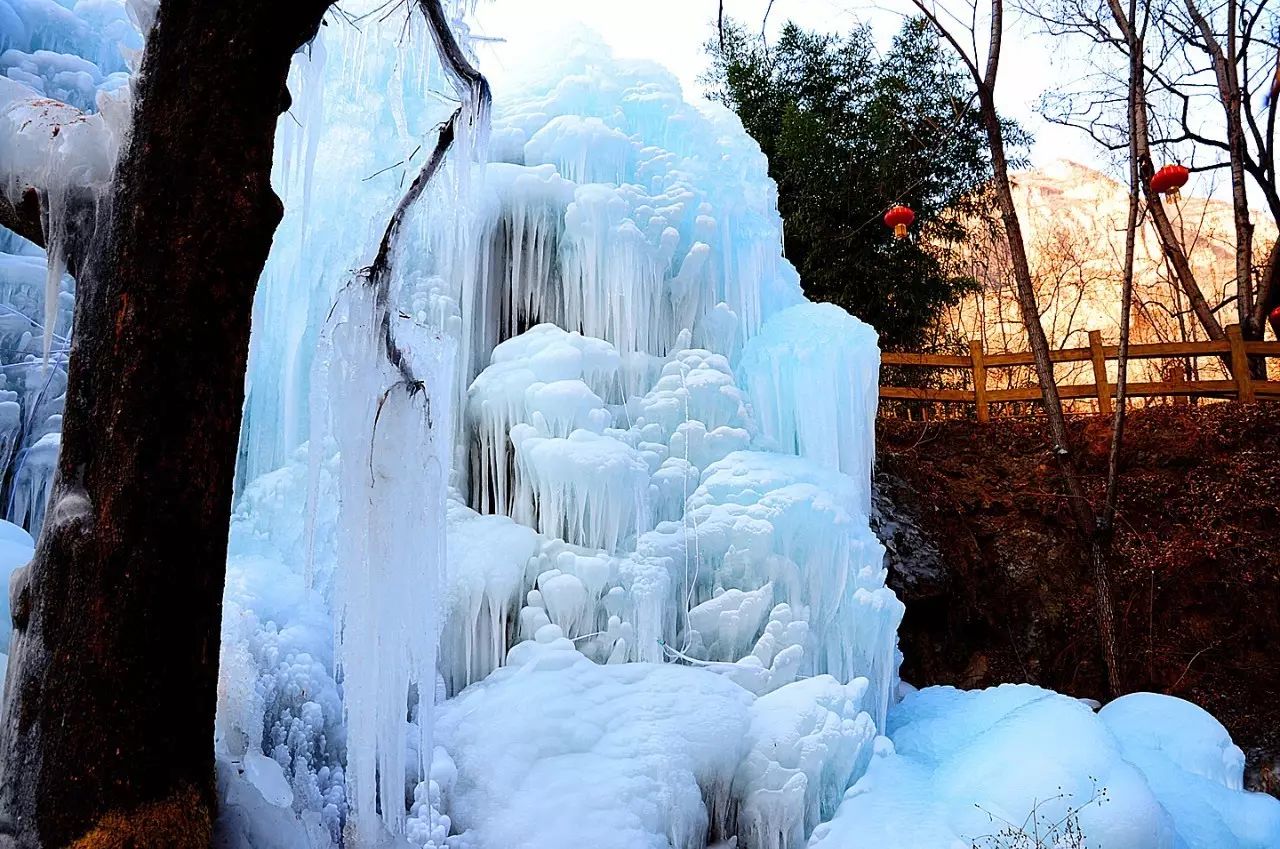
[884,205,915,239]
[1150,164,1190,203]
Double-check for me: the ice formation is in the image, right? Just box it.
[319,282,456,843]
[437,632,755,849]
[810,685,1280,849]
[0,0,140,539]
[2,3,1279,849]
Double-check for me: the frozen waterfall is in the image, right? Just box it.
[212,8,1280,849]
[219,9,903,846]
[1,1,1275,848]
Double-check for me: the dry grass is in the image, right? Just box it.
[70,784,211,849]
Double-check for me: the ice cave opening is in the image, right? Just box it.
[0,1,1278,848]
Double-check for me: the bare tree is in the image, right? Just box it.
[0,2,334,844]
[1168,0,1280,339]
[1039,0,1280,348]
[912,0,1128,695]
[1099,0,1145,645]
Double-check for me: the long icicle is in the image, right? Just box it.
[326,1,491,842]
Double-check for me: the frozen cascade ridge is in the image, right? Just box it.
[0,1,1276,848]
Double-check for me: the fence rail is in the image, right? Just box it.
[880,324,1280,421]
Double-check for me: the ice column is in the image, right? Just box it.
[323,282,455,844]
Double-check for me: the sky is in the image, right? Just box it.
[470,0,1117,176]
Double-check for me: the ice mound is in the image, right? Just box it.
[810,685,1280,849]
[1100,693,1280,848]
[735,675,878,849]
[438,629,755,849]
[439,629,881,849]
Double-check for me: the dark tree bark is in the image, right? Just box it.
[0,0,331,845]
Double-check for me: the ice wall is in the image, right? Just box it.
[237,9,460,486]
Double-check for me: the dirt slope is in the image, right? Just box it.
[876,403,1280,793]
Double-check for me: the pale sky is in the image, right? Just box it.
[472,0,1113,175]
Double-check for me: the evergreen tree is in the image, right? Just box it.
[704,17,1026,349]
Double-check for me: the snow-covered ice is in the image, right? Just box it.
[2,3,1278,849]
[810,685,1280,849]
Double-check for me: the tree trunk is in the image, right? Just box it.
[0,1,330,846]
[978,83,1123,695]
[1184,0,1257,337]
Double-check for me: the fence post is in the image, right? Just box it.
[1088,330,1113,415]
[969,339,990,422]
[1227,324,1256,403]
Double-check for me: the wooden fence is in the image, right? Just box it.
[881,324,1280,421]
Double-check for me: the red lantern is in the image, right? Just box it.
[884,205,915,239]
[1150,164,1190,203]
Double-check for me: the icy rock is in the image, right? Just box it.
[1100,693,1280,848]
[243,749,294,808]
[686,583,774,663]
[0,73,119,192]
[0,519,33,654]
[715,603,809,697]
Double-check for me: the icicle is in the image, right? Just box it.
[328,283,455,844]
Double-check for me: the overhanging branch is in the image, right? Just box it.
[356,0,492,385]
